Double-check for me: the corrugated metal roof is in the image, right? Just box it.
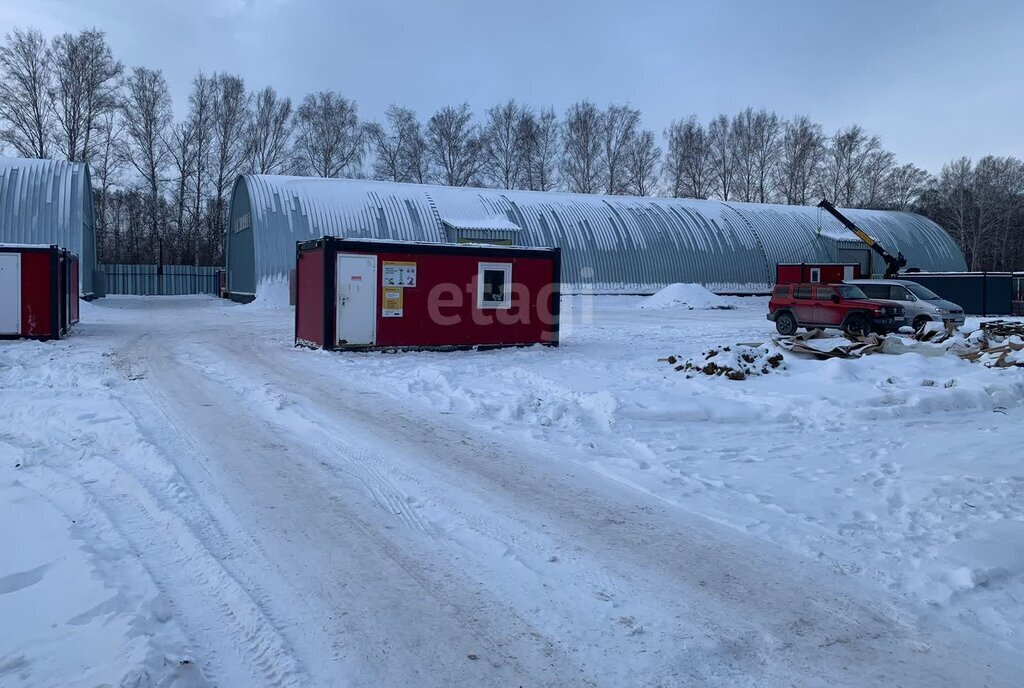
[0,156,96,293]
[231,175,967,294]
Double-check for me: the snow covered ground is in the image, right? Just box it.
[1,294,1023,687]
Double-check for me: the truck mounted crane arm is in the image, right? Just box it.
[817,199,907,279]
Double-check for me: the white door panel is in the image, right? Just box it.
[0,253,21,334]
[336,254,377,346]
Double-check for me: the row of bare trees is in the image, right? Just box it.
[2,25,1023,270]
[918,157,1024,271]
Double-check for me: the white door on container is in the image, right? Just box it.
[0,253,20,334]
[336,254,377,345]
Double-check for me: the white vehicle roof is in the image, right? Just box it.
[844,278,919,286]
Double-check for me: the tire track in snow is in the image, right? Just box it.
[216,330,1024,688]
[184,342,626,599]
[63,340,313,688]
[76,299,1024,688]
[126,333,593,687]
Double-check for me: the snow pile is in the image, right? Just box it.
[662,345,786,380]
[251,276,290,309]
[638,283,734,310]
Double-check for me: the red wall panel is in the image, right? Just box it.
[295,247,325,346]
[368,250,557,347]
[776,263,860,285]
[296,241,559,349]
[70,259,80,324]
[20,251,53,337]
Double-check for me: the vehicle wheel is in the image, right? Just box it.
[913,315,930,332]
[844,314,869,337]
[775,312,797,336]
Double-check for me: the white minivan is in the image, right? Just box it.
[845,279,966,330]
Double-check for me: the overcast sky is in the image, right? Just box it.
[2,0,1021,173]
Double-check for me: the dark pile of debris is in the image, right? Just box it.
[663,320,1024,381]
[661,344,785,380]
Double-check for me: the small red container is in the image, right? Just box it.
[776,262,860,286]
[0,244,79,340]
[295,238,560,350]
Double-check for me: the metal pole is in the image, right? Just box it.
[982,271,988,317]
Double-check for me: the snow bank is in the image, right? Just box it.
[251,276,290,309]
[0,338,207,687]
[638,283,734,310]
[288,299,1024,651]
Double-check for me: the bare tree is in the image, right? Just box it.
[293,90,364,178]
[367,104,416,182]
[208,74,248,253]
[974,156,1024,270]
[121,66,172,252]
[626,128,660,196]
[919,157,1024,270]
[481,99,526,189]
[183,72,215,263]
[729,108,758,202]
[167,120,197,247]
[817,125,883,206]
[664,116,712,199]
[246,86,293,175]
[50,28,122,162]
[426,103,482,187]
[602,103,640,194]
[561,100,604,194]
[403,114,431,184]
[707,114,734,201]
[860,148,896,209]
[751,110,781,203]
[0,28,54,158]
[885,163,930,211]
[776,115,824,205]
[90,109,123,246]
[927,157,976,266]
[519,107,559,191]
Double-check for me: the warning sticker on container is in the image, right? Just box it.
[382,261,416,287]
[382,287,404,317]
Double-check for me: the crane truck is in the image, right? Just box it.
[817,199,907,279]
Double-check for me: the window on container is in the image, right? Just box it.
[809,267,821,283]
[793,286,812,300]
[477,262,512,309]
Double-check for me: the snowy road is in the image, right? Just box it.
[2,296,1023,687]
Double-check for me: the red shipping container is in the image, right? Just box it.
[776,263,860,286]
[0,244,79,340]
[295,238,560,350]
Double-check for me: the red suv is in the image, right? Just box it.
[768,283,907,336]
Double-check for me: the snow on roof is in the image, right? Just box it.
[441,216,522,232]
[0,156,97,292]
[229,175,967,296]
